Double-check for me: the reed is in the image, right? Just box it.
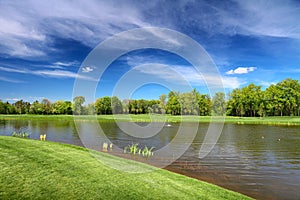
[12,131,29,138]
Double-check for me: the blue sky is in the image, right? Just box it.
[1,0,300,103]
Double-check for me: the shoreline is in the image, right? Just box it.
[0,136,251,199]
[1,114,300,125]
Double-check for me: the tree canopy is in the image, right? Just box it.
[1,78,300,117]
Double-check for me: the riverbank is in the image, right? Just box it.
[0,136,250,199]
[1,114,300,125]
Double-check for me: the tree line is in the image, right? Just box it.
[1,78,299,117]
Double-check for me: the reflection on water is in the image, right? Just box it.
[0,120,299,200]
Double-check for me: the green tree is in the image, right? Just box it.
[73,96,85,115]
[159,94,167,113]
[212,92,226,116]
[197,94,211,116]
[29,100,43,114]
[41,99,52,115]
[166,91,181,115]
[111,96,123,114]
[180,90,199,115]
[95,96,112,114]
[13,100,30,114]
[226,89,245,117]
[0,100,7,114]
[52,100,72,115]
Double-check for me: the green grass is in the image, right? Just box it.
[0,136,251,199]
[1,114,300,125]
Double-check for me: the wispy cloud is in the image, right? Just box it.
[1,0,299,60]
[53,61,80,67]
[0,66,29,74]
[0,0,148,58]
[231,0,300,39]
[133,64,243,89]
[0,76,25,83]
[255,80,276,88]
[0,66,95,81]
[226,67,257,75]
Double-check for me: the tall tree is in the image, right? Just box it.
[111,96,123,114]
[73,96,85,115]
[41,99,52,115]
[212,92,226,116]
[95,96,112,114]
[166,91,181,115]
[13,100,30,114]
[159,94,167,113]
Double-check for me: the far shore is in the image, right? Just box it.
[1,114,300,125]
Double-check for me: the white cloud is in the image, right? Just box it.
[232,0,300,39]
[256,80,276,87]
[0,0,149,58]
[133,63,243,89]
[82,66,94,73]
[1,0,298,60]
[226,67,257,75]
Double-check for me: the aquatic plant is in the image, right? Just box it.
[124,143,139,155]
[124,143,155,157]
[142,146,155,157]
[12,131,29,138]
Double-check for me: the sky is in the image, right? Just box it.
[1,0,300,103]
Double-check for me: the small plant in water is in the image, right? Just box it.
[12,131,30,138]
[142,146,155,157]
[124,143,139,155]
[124,143,155,157]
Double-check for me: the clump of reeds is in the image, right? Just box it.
[124,143,155,158]
[12,131,30,138]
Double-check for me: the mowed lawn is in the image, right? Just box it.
[1,114,300,125]
[0,136,251,199]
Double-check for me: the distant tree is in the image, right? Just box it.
[149,99,160,113]
[73,96,85,115]
[111,96,123,114]
[212,92,226,116]
[0,101,7,114]
[85,103,95,115]
[166,91,181,115]
[41,99,52,115]
[226,89,245,117]
[13,100,30,114]
[6,102,16,114]
[137,99,148,114]
[29,100,42,114]
[122,99,129,114]
[197,94,211,116]
[159,94,167,113]
[179,89,199,115]
[52,100,72,115]
[95,96,112,114]
[62,101,73,115]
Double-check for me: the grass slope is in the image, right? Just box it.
[0,136,251,200]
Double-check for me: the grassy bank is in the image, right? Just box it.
[0,136,250,199]
[1,114,300,125]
